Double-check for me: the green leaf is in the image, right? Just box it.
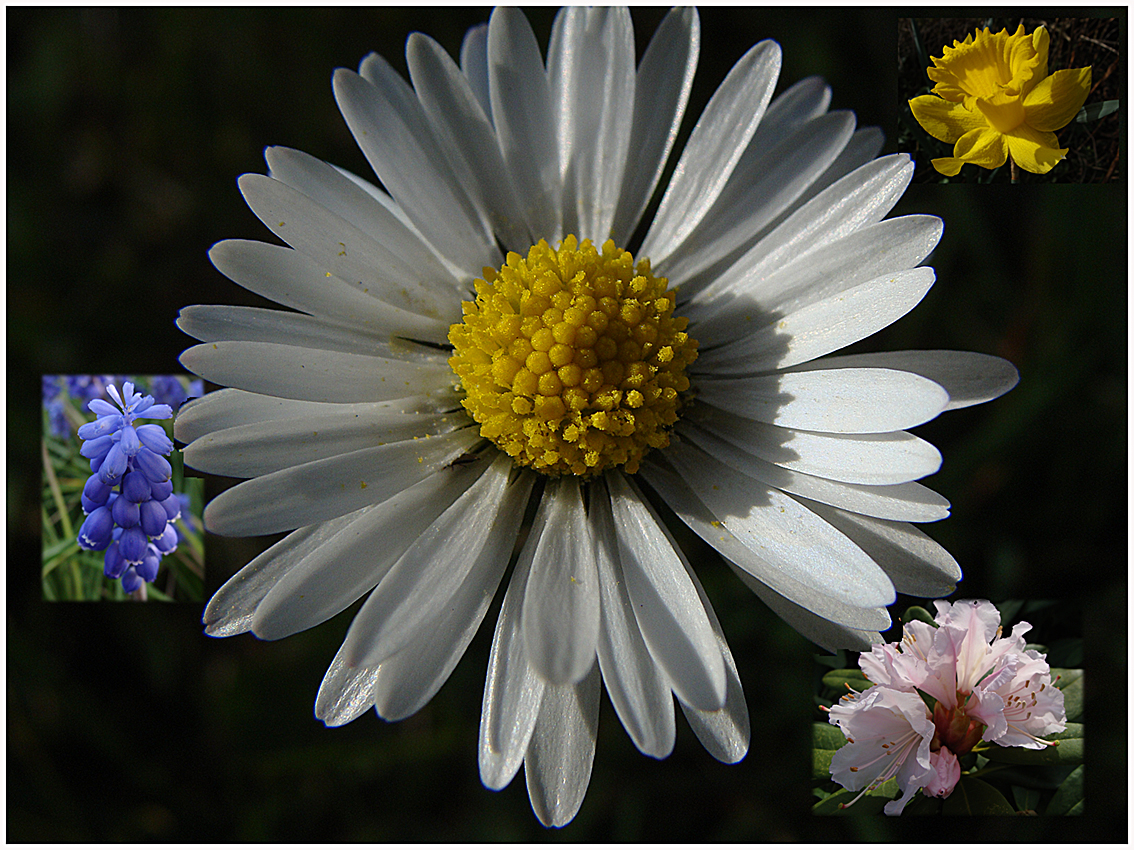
[813,650,849,670]
[1051,668,1084,723]
[1011,784,1041,814]
[902,605,937,627]
[811,779,898,815]
[942,776,1015,814]
[812,721,847,780]
[908,18,929,77]
[1046,765,1084,815]
[1075,100,1120,123]
[996,598,1026,626]
[821,668,872,694]
[982,723,1083,766]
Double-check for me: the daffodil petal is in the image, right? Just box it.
[909,95,986,144]
[930,156,965,177]
[1005,123,1067,174]
[952,126,1008,170]
[1024,66,1092,132]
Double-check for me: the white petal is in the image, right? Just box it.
[681,421,951,522]
[728,564,883,652]
[688,404,942,486]
[368,471,537,722]
[183,406,463,479]
[180,340,455,404]
[315,642,380,727]
[607,471,726,712]
[334,59,497,272]
[175,387,450,446]
[521,476,601,685]
[250,458,487,640]
[263,145,466,294]
[659,442,896,610]
[689,214,942,334]
[675,560,750,764]
[608,6,699,246]
[694,367,950,433]
[694,267,937,373]
[641,39,781,264]
[659,110,856,286]
[202,510,366,637]
[480,505,548,791]
[772,125,886,224]
[407,33,531,251]
[794,498,962,597]
[341,455,531,666]
[590,479,675,759]
[753,75,831,146]
[237,173,462,321]
[678,153,913,305]
[207,239,447,342]
[487,7,561,240]
[640,456,892,631]
[177,305,453,362]
[203,428,477,537]
[801,350,1020,410]
[460,23,492,121]
[524,664,601,828]
[547,6,634,241]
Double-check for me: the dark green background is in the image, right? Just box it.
[8,7,1126,841]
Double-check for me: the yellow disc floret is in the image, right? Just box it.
[449,236,697,476]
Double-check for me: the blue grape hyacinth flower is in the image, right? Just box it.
[75,382,180,593]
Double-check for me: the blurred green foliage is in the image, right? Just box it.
[8,7,1125,842]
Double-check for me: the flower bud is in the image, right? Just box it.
[78,505,114,550]
[134,446,172,483]
[121,566,143,594]
[121,469,152,503]
[139,499,170,538]
[137,423,174,455]
[81,476,113,512]
[119,526,149,564]
[137,548,161,583]
[98,442,129,484]
[149,479,174,502]
[111,495,141,529]
[103,540,127,579]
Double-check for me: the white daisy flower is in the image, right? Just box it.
[176,6,1018,827]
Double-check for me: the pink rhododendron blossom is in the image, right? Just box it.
[966,635,1066,748]
[828,686,937,815]
[826,599,1065,813]
[924,748,961,799]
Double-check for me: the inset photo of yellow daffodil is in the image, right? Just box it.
[899,17,1120,183]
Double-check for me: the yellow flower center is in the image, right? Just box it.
[448,236,697,476]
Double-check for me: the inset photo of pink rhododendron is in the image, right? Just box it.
[813,599,1083,815]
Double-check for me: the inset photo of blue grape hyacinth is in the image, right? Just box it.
[41,375,205,601]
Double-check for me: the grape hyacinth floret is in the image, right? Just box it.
[76,382,181,593]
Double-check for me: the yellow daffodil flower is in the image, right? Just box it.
[910,25,1091,176]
